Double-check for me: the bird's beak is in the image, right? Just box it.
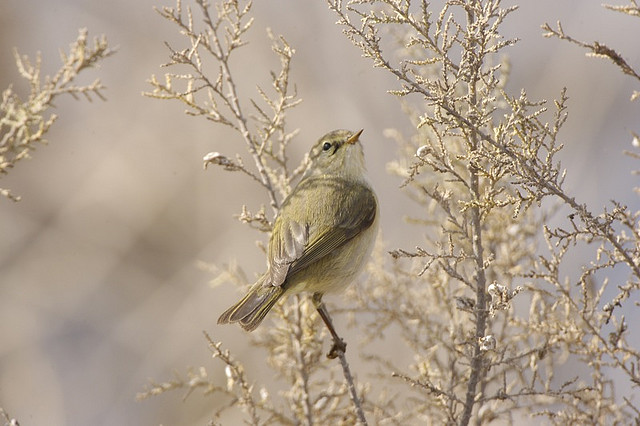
[346,129,364,145]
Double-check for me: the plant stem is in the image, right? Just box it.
[460,6,488,424]
[291,295,314,426]
[312,294,368,425]
[199,1,280,214]
[337,350,368,426]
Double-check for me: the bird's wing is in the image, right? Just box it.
[267,177,377,288]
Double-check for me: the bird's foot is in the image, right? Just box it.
[327,338,347,359]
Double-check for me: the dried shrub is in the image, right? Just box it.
[0,29,113,201]
[141,0,640,424]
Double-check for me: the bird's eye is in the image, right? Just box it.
[322,142,332,151]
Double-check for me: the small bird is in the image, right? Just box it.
[218,129,378,354]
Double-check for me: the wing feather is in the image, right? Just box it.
[266,177,377,288]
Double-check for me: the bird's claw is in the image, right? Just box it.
[327,338,347,359]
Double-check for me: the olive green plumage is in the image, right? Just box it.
[218,129,378,331]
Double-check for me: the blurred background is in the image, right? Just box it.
[1,0,638,424]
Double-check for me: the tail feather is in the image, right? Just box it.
[218,283,284,332]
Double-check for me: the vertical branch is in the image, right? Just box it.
[312,294,368,424]
[220,53,281,214]
[290,295,314,426]
[460,4,488,424]
[148,0,296,216]
[197,0,280,213]
[336,351,368,425]
[459,128,488,425]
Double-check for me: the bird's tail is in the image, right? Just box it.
[217,278,285,331]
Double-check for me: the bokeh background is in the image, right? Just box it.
[1,0,639,424]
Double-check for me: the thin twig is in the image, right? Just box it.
[337,350,368,426]
[197,0,280,214]
[313,294,368,425]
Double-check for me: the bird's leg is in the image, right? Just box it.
[312,293,346,359]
